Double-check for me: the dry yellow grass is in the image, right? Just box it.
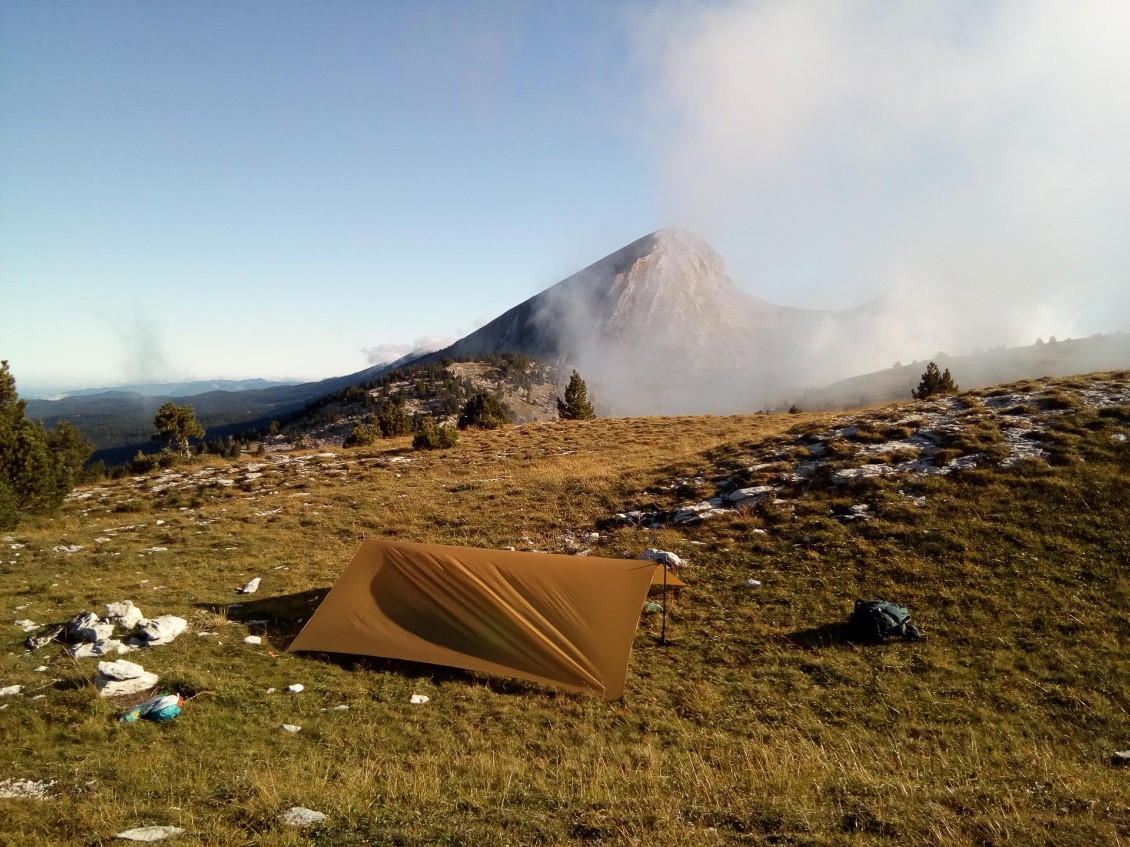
[1,384,1128,846]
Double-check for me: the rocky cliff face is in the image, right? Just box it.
[439,228,877,414]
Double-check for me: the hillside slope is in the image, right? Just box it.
[801,332,1130,410]
[1,370,1127,845]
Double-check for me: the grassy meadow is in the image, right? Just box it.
[2,375,1129,846]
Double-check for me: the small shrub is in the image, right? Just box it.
[343,422,377,448]
[129,450,160,473]
[912,362,959,400]
[413,418,459,450]
[1036,392,1083,411]
[458,392,510,430]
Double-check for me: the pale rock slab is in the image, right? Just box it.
[104,601,144,629]
[279,806,326,827]
[95,660,160,697]
[135,616,188,646]
[68,612,114,643]
[115,825,186,841]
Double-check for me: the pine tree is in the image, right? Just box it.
[152,402,205,455]
[557,370,596,420]
[0,360,91,528]
[912,362,959,400]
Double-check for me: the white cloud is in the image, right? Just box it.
[637,0,1130,359]
[362,336,455,366]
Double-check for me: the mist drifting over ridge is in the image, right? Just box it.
[441,228,884,413]
[631,0,1130,363]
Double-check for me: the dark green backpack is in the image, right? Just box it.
[849,599,923,642]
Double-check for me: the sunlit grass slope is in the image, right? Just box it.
[1,373,1128,846]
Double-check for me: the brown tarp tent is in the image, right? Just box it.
[288,539,659,698]
[650,565,685,588]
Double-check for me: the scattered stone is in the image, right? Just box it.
[34,666,47,672]
[104,601,144,630]
[134,616,188,646]
[141,547,168,554]
[53,544,84,554]
[239,577,262,594]
[751,529,768,536]
[287,684,304,693]
[279,806,327,827]
[639,548,683,568]
[333,704,349,711]
[1113,433,1127,443]
[742,579,762,588]
[832,465,897,484]
[0,777,55,799]
[243,635,262,645]
[67,612,114,643]
[26,624,64,651]
[71,639,134,659]
[727,485,774,505]
[94,660,159,698]
[15,619,38,632]
[0,684,23,697]
[266,688,277,694]
[642,602,664,614]
[1112,750,1130,767]
[281,723,302,733]
[410,694,430,705]
[672,499,727,524]
[115,825,186,841]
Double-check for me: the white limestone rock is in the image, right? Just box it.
[68,612,114,643]
[115,825,186,841]
[239,577,261,594]
[0,777,55,799]
[672,500,727,524]
[279,806,326,827]
[71,639,134,659]
[104,601,144,630]
[727,485,774,505]
[135,616,188,646]
[639,548,683,568]
[95,660,158,697]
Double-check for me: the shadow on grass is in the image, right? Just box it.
[300,651,564,698]
[196,589,328,646]
[194,592,564,699]
[786,621,854,649]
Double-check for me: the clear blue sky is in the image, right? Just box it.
[3,1,1127,395]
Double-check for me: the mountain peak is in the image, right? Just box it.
[436,228,874,413]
